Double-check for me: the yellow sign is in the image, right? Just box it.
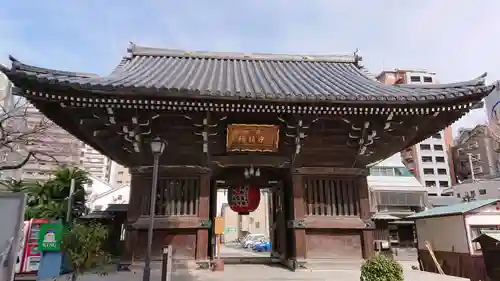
[226,124,279,152]
[214,216,225,235]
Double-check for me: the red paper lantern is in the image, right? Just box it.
[228,185,261,215]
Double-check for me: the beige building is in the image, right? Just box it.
[219,189,270,243]
[105,161,131,186]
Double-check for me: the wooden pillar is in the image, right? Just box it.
[120,172,144,265]
[195,173,211,268]
[290,173,307,269]
[358,175,375,259]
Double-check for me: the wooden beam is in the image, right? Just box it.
[304,216,366,229]
[293,167,368,176]
[130,216,206,229]
[130,165,210,175]
[211,155,290,168]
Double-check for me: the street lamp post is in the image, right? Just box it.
[143,137,167,281]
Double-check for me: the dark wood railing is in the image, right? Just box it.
[141,178,200,216]
[304,177,359,216]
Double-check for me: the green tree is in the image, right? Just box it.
[360,255,404,281]
[62,222,111,281]
[5,166,92,221]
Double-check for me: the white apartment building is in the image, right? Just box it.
[377,69,453,196]
[80,144,108,180]
[411,132,452,195]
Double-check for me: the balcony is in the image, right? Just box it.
[370,190,427,212]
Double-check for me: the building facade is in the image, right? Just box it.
[377,69,454,196]
[443,178,500,201]
[80,144,109,180]
[452,125,499,182]
[106,161,131,186]
[368,153,427,247]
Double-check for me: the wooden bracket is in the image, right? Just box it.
[287,219,306,229]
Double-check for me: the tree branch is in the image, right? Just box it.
[0,150,60,171]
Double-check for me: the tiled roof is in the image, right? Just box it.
[408,198,499,219]
[0,43,496,103]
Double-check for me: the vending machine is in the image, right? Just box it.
[17,218,49,274]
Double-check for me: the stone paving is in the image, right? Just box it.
[43,246,468,281]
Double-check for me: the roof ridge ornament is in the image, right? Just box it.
[126,44,358,63]
[354,48,363,67]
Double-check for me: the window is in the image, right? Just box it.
[423,76,433,83]
[117,180,123,184]
[470,226,500,252]
[255,221,260,229]
[439,181,449,188]
[470,190,476,197]
[370,167,395,176]
[410,76,421,82]
[393,167,413,177]
[437,168,447,175]
[434,145,444,151]
[456,193,461,198]
[468,142,479,149]
[435,156,445,163]
[421,156,433,163]
[479,189,487,195]
[432,133,441,139]
[420,144,431,150]
[423,168,434,175]
[118,171,124,175]
[425,181,436,187]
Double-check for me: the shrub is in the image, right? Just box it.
[360,255,404,281]
[61,222,111,281]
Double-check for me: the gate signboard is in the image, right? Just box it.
[226,124,279,152]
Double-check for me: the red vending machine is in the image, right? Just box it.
[17,218,49,274]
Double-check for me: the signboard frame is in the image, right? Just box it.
[226,124,280,152]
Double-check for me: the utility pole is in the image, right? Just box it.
[468,153,476,182]
[65,178,76,223]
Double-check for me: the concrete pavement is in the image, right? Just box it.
[57,263,469,281]
[42,246,469,281]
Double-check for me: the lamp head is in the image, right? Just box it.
[150,137,166,155]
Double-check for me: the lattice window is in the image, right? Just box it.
[303,177,359,216]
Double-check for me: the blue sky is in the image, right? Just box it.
[1,0,499,136]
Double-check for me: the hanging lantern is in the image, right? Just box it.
[227,185,261,215]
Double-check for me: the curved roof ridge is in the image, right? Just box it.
[8,55,99,78]
[126,42,361,63]
[397,72,487,89]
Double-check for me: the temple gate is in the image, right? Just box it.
[1,44,495,270]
